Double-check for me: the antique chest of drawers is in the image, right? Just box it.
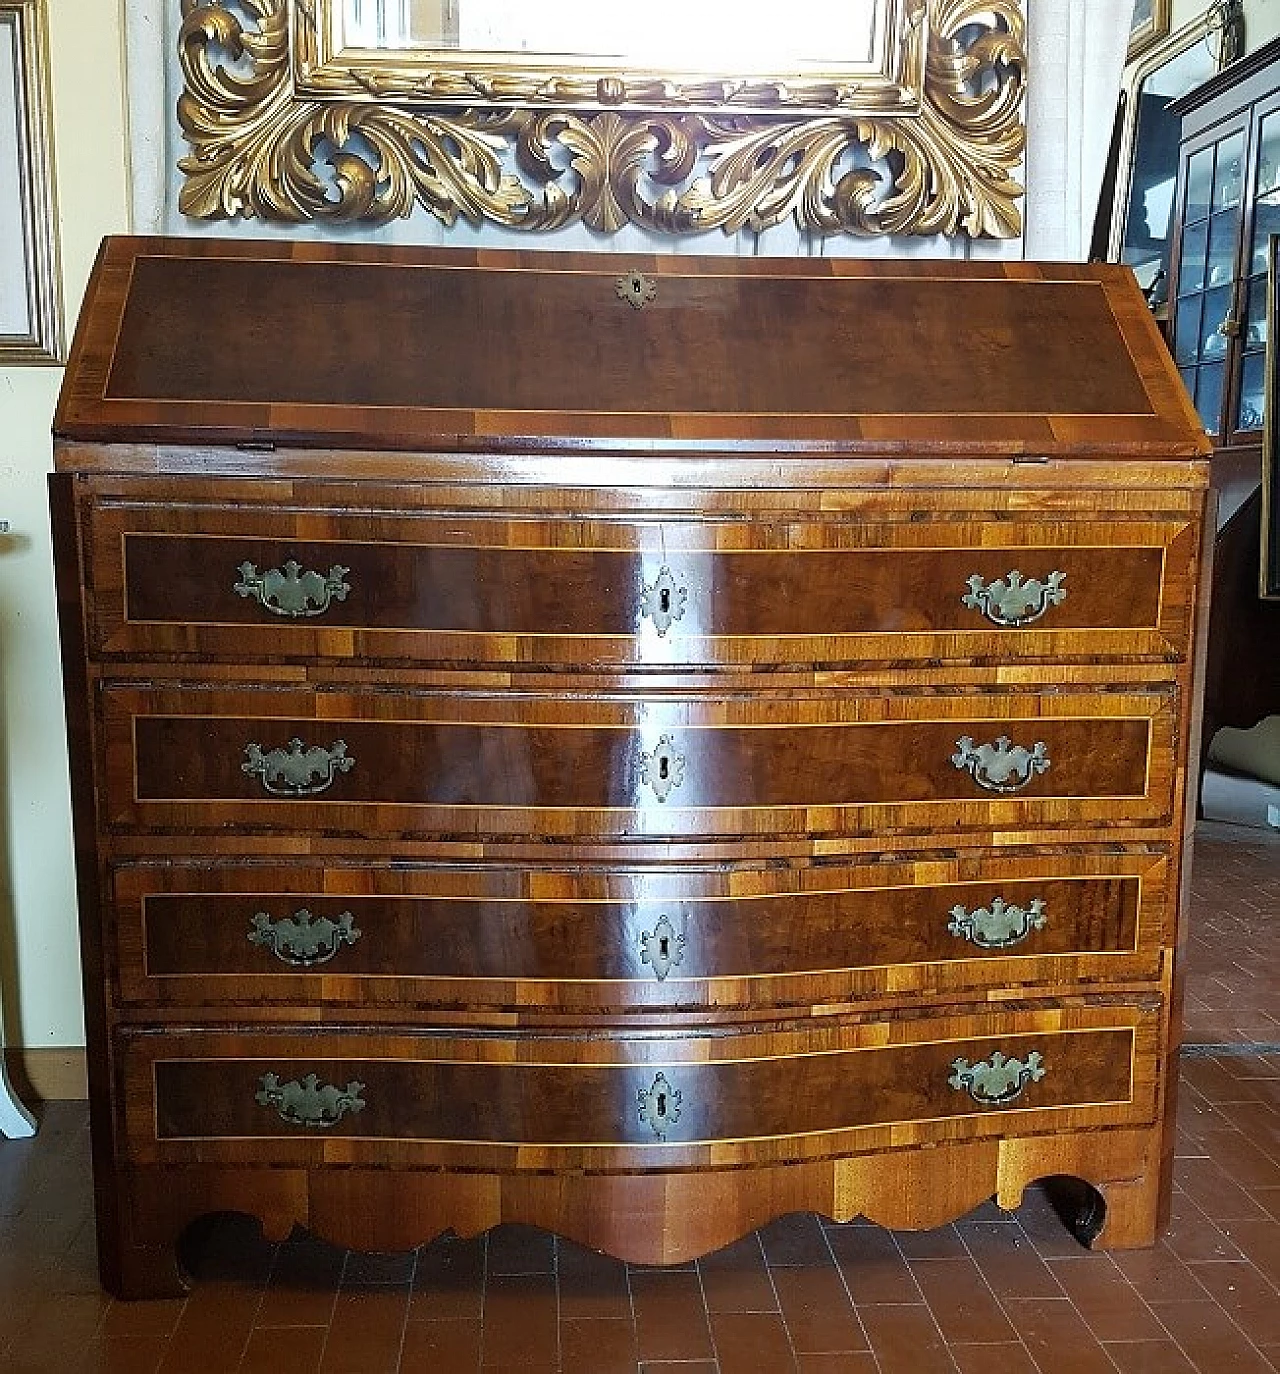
[51,238,1211,1297]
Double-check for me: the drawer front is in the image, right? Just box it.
[101,686,1177,841]
[115,852,1167,1011]
[88,500,1197,666]
[121,1006,1159,1170]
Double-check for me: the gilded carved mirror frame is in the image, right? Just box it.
[176,0,1027,237]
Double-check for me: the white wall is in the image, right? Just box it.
[0,0,130,1049]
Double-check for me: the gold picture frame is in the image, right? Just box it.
[176,0,1027,238]
[1127,0,1172,64]
[0,0,61,363]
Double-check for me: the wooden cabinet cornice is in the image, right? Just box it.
[51,237,1211,1298]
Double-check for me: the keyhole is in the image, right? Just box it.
[658,936,669,959]
[656,1092,667,1116]
[659,758,669,781]
[659,588,670,613]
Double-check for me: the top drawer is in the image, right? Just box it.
[84,498,1197,669]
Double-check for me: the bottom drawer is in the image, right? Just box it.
[122,1004,1161,1172]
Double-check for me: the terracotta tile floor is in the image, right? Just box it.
[0,825,1276,1373]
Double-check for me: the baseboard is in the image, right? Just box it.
[5,1047,88,1101]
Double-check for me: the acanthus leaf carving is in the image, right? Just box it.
[175,0,1025,238]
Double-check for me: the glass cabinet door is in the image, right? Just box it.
[1173,128,1246,435]
[1237,106,1280,433]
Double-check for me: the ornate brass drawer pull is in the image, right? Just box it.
[639,735,686,803]
[951,735,1050,794]
[639,567,688,636]
[962,570,1067,627]
[242,738,355,796]
[234,559,351,618]
[949,1051,1045,1106]
[948,897,1047,950]
[637,1072,683,1140]
[248,908,361,967]
[255,1072,366,1128]
[638,914,686,982]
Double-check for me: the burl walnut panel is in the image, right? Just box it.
[102,258,1154,432]
[83,497,1200,666]
[115,850,1162,1013]
[103,685,1173,840]
[121,1004,1158,1171]
[50,240,1211,1299]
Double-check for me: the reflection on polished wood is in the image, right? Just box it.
[109,688,1170,838]
[51,240,1209,1298]
[92,502,1198,666]
[113,849,1164,1014]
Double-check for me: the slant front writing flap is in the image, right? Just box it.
[55,237,1209,457]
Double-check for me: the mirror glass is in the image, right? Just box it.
[340,0,881,71]
[1121,37,1216,304]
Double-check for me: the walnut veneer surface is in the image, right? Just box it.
[50,238,1213,1299]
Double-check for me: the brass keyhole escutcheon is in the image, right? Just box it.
[639,736,686,802]
[638,1072,683,1140]
[639,567,688,637]
[639,913,686,982]
[616,271,657,310]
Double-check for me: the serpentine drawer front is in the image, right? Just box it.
[87,501,1197,667]
[123,1004,1158,1170]
[102,685,1175,840]
[113,852,1166,1011]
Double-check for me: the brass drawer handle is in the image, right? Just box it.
[962,570,1066,627]
[234,559,351,618]
[639,567,687,636]
[639,735,685,802]
[638,914,686,981]
[948,897,1047,950]
[637,1072,683,1140]
[951,735,1050,794]
[949,1051,1046,1106]
[255,1072,366,1128]
[248,908,361,967]
[242,738,355,796]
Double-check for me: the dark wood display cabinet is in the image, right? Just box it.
[51,238,1210,1298]
[1167,38,1280,773]
[1170,38,1280,444]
